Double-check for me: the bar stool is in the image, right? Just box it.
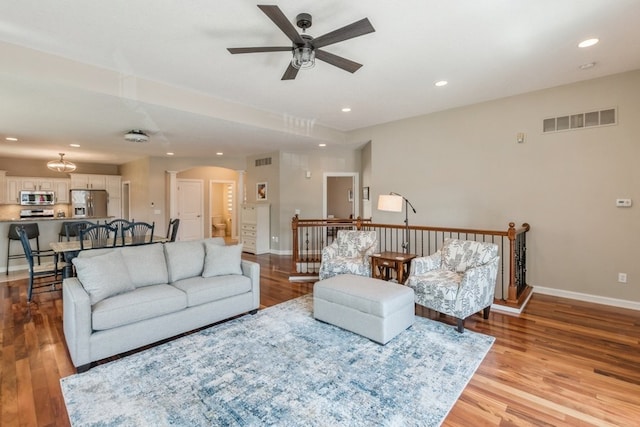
[6,223,42,275]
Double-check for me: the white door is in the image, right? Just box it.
[177,179,204,241]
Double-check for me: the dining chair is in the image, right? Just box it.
[166,218,180,242]
[7,222,50,275]
[79,224,118,250]
[106,219,133,245]
[123,221,155,245]
[17,226,63,302]
[64,221,94,242]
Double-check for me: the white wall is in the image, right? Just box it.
[349,70,640,303]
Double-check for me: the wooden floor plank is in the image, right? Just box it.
[1,253,639,426]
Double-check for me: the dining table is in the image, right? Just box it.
[50,235,170,278]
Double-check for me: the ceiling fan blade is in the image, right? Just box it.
[227,46,291,54]
[258,5,305,45]
[311,18,375,49]
[315,50,363,73]
[281,63,299,80]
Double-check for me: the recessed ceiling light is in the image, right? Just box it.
[318,143,326,147]
[5,137,18,141]
[578,38,599,48]
[435,80,448,87]
[341,107,351,112]
[579,62,596,70]
[166,152,174,156]
[70,143,80,147]
[216,152,223,156]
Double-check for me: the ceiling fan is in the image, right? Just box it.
[227,5,375,80]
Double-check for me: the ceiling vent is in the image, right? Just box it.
[255,157,272,167]
[124,130,149,143]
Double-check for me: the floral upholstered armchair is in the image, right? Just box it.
[318,230,377,280]
[406,238,499,333]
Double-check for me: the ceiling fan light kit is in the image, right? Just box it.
[227,5,375,80]
[124,130,149,143]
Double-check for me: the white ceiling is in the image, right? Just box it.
[1,0,640,165]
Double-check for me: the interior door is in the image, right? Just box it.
[177,179,204,241]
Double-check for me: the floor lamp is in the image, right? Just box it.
[377,192,417,253]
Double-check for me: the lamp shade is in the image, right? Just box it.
[377,194,403,212]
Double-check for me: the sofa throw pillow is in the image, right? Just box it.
[120,243,169,287]
[202,243,243,277]
[164,240,206,283]
[72,250,134,305]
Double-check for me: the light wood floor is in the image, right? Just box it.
[1,253,639,426]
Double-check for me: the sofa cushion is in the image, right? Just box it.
[77,247,114,259]
[120,243,169,287]
[172,274,252,307]
[91,284,188,330]
[72,250,134,305]
[202,243,243,277]
[203,237,226,246]
[164,240,205,283]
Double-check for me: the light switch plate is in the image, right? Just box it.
[616,199,632,207]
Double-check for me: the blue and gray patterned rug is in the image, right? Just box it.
[61,294,494,426]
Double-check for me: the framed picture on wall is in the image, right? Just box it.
[363,186,370,201]
[257,182,268,200]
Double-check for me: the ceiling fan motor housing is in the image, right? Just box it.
[296,13,312,30]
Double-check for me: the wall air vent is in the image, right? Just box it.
[543,107,616,133]
[255,157,272,167]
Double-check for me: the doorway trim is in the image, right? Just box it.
[323,172,359,219]
[121,180,131,220]
[209,179,237,239]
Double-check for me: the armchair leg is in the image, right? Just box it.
[456,318,464,333]
[483,306,491,319]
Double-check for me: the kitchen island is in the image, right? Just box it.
[1,217,113,274]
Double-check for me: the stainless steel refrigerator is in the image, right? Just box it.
[70,189,108,218]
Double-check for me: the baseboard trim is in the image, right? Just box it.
[491,289,534,315]
[269,249,292,256]
[534,286,640,311]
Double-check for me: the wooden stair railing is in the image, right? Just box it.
[291,215,531,306]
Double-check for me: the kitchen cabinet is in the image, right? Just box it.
[20,177,55,191]
[4,176,70,204]
[53,179,70,204]
[6,177,20,204]
[0,171,6,204]
[240,203,270,254]
[105,175,122,217]
[70,173,107,190]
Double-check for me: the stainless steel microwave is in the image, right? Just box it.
[19,191,56,206]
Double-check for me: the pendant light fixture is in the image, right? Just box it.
[47,153,77,173]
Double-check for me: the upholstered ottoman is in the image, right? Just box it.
[313,274,415,344]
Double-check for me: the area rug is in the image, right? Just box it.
[61,294,494,426]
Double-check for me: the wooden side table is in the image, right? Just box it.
[370,251,416,284]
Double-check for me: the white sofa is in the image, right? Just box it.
[63,238,260,371]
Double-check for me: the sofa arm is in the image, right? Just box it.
[410,251,442,275]
[241,260,261,310]
[62,277,93,368]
